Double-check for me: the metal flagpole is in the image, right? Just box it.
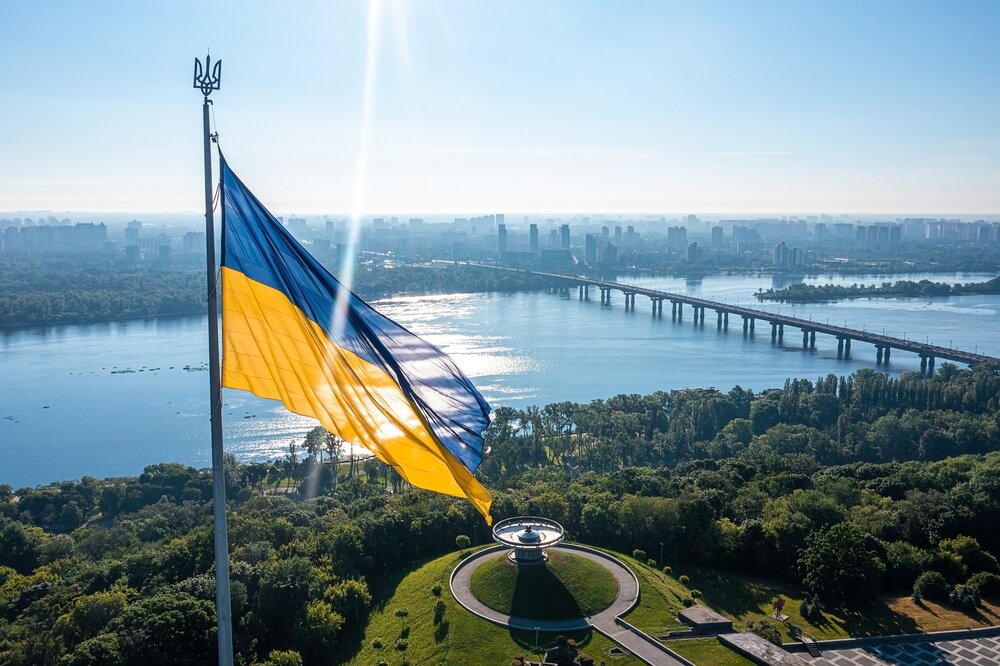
[193,53,233,666]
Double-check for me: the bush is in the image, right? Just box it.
[371,639,384,649]
[455,535,471,550]
[262,650,304,666]
[690,589,702,599]
[632,549,647,561]
[662,566,672,576]
[967,571,1000,597]
[678,575,690,586]
[431,584,443,597]
[434,619,449,642]
[433,600,446,624]
[647,558,657,567]
[950,584,981,610]
[396,638,408,651]
[913,571,951,602]
[745,619,782,646]
[682,597,694,607]
[800,595,823,622]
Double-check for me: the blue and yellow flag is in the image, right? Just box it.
[219,156,493,522]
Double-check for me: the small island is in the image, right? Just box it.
[756,276,1000,303]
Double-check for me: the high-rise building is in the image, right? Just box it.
[124,220,141,248]
[497,223,508,257]
[667,226,687,249]
[560,224,571,250]
[549,229,559,248]
[529,224,539,254]
[585,234,598,264]
[711,226,723,248]
[614,225,623,245]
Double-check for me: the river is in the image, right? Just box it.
[2,271,997,488]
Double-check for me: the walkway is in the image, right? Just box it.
[805,632,1000,665]
[450,543,691,665]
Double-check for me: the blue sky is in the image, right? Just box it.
[0,1,997,215]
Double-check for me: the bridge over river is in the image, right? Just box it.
[467,264,998,373]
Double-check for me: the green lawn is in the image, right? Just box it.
[611,553,690,635]
[345,548,641,666]
[670,563,998,642]
[666,638,755,666]
[469,551,619,620]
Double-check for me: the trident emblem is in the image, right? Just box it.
[193,54,222,97]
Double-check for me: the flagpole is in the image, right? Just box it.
[193,53,233,666]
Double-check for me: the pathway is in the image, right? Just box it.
[450,543,691,665]
[807,633,1000,665]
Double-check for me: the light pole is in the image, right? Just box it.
[660,541,664,568]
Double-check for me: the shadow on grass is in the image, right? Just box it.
[834,605,918,637]
[508,561,585,621]
[673,563,921,639]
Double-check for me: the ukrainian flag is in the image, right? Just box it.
[218,156,493,522]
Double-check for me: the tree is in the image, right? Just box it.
[261,651,304,666]
[105,593,215,666]
[913,571,951,602]
[295,600,344,663]
[0,519,43,573]
[798,523,885,603]
[455,534,471,551]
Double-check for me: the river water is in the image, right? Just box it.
[2,271,997,488]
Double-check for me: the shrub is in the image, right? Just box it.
[371,639,384,650]
[433,600,446,624]
[800,595,823,622]
[678,574,690,586]
[396,639,408,651]
[690,589,702,599]
[434,619,450,642]
[913,571,951,602]
[261,650,304,666]
[455,535,471,550]
[632,549,647,561]
[431,584,443,597]
[745,619,782,646]
[399,626,409,639]
[682,597,694,607]
[967,572,1000,597]
[950,584,981,610]
[662,566,672,576]
[647,558,657,567]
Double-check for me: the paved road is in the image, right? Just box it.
[450,543,690,665]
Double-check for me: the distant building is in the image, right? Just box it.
[686,242,702,263]
[560,224,571,250]
[667,226,688,250]
[529,223,539,254]
[711,226,723,248]
[585,234,598,264]
[497,223,508,258]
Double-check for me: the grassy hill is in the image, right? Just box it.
[345,548,641,666]
[469,551,619,620]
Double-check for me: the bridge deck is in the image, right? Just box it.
[468,264,996,366]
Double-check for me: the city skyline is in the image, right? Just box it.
[1,1,998,215]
